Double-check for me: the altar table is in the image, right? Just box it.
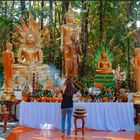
[19,102,135,131]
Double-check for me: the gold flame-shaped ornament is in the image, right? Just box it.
[65,2,74,18]
[12,12,50,48]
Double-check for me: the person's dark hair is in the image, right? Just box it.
[64,79,76,96]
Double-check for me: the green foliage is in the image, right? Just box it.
[0,1,139,90]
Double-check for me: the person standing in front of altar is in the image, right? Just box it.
[61,79,77,137]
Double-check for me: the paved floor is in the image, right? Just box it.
[0,122,140,140]
[6,126,140,140]
[0,122,18,140]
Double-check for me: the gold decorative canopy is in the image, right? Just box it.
[12,12,50,48]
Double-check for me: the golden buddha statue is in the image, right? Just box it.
[2,42,15,94]
[60,3,80,78]
[96,51,113,74]
[65,34,82,78]
[132,48,140,103]
[12,13,50,87]
[17,28,43,67]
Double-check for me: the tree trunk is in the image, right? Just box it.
[58,8,61,29]
[80,1,89,77]
[54,2,57,38]
[61,1,69,24]
[4,0,7,50]
[103,0,106,33]
[64,0,69,12]
[61,1,65,24]
[20,0,25,18]
[99,0,103,41]
[41,0,44,29]
[49,0,53,38]
[126,1,133,90]
[48,0,54,64]
[10,0,14,42]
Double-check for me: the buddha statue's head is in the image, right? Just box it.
[65,4,74,24]
[6,42,13,51]
[26,28,36,45]
[101,51,107,59]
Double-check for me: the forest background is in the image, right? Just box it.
[0,0,140,91]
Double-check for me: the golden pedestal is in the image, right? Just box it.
[3,92,15,101]
[132,92,140,104]
[12,64,51,88]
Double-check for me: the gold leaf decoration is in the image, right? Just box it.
[113,45,119,53]
[109,36,115,46]
[114,52,124,60]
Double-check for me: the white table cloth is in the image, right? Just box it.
[19,102,135,131]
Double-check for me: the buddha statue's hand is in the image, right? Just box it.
[108,68,112,70]
[98,68,105,70]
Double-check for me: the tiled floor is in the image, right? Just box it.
[0,121,18,140]
[0,122,140,140]
[5,125,140,140]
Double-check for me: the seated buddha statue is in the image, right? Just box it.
[17,29,43,67]
[12,14,50,87]
[13,28,46,73]
[96,51,113,74]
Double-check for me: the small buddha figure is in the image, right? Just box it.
[96,51,113,74]
[60,4,80,77]
[2,42,15,93]
[65,34,82,78]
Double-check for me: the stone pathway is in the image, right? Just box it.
[0,121,18,140]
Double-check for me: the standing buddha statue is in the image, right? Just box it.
[2,42,15,94]
[66,34,82,78]
[132,48,140,103]
[60,4,80,78]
